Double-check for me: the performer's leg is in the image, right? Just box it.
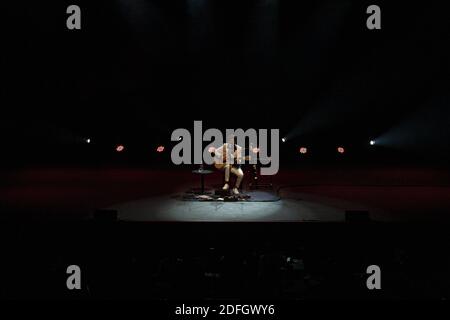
[222,164,231,190]
[230,167,244,194]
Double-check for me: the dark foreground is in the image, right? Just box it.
[1,221,449,301]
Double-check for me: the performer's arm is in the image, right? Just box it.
[214,145,224,164]
[236,146,243,165]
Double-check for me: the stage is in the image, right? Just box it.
[107,195,343,222]
[106,186,384,222]
[2,166,450,222]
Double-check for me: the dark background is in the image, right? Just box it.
[3,0,450,164]
[2,1,450,303]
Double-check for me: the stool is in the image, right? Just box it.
[191,167,213,194]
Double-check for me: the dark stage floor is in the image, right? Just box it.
[109,192,346,222]
[1,165,450,222]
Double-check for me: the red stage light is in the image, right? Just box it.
[299,147,307,154]
[116,145,125,152]
[156,145,165,153]
[337,147,345,154]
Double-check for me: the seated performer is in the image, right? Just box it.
[213,134,244,195]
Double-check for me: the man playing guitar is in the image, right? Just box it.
[213,134,244,195]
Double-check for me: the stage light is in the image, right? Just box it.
[370,140,376,146]
[85,138,91,144]
[156,145,165,153]
[116,145,125,152]
[299,147,307,154]
[337,147,345,154]
[281,137,286,143]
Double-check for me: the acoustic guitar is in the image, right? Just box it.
[214,155,252,170]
